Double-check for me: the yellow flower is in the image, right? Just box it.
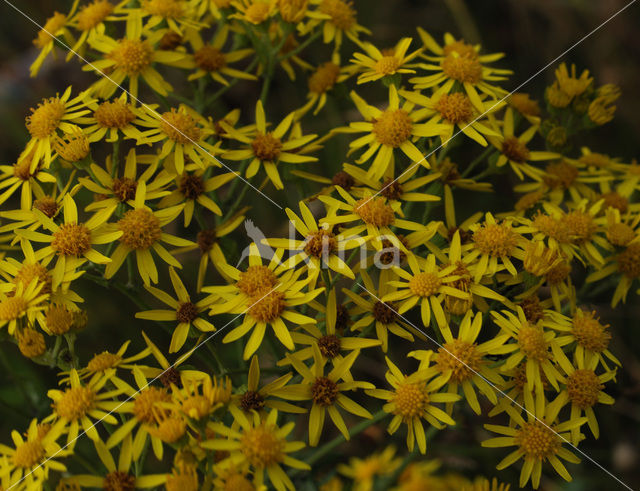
[67,0,125,54]
[274,346,374,446]
[221,100,318,190]
[383,253,469,332]
[77,92,147,142]
[350,37,422,84]
[76,341,151,381]
[203,407,310,491]
[30,10,75,77]
[205,244,323,358]
[554,63,593,98]
[344,84,445,180]
[305,0,370,50]
[230,0,277,24]
[103,183,193,285]
[482,390,584,489]
[16,193,118,283]
[85,18,189,98]
[300,58,352,115]
[136,0,200,35]
[169,374,232,421]
[0,147,57,210]
[64,435,166,488]
[337,445,401,491]
[0,418,67,490]
[46,368,124,446]
[367,355,460,454]
[184,24,257,85]
[136,266,215,352]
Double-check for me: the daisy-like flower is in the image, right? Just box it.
[411,28,512,107]
[0,147,57,210]
[184,24,257,85]
[76,341,151,382]
[205,245,323,358]
[156,166,234,226]
[279,288,380,367]
[465,212,527,282]
[554,356,616,440]
[30,10,75,76]
[67,0,127,54]
[77,92,147,142]
[342,270,419,352]
[78,149,170,211]
[203,407,310,491]
[64,435,166,489]
[234,355,306,414]
[302,0,370,50]
[367,355,460,454]
[136,0,200,34]
[486,108,559,181]
[85,18,190,98]
[136,105,221,174]
[265,200,366,282]
[221,100,318,190]
[350,37,422,84]
[344,84,445,180]
[46,368,124,446]
[481,390,585,489]
[16,194,121,287]
[300,57,352,115]
[136,266,215,352]
[383,253,469,332]
[230,0,277,24]
[168,373,232,422]
[411,311,509,415]
[24,87,93,169]
[274,346,374,446]
[0,279,48,336]
[399,87,503,147]
[337,445,401,490]
[103,183,194,285]
[0,419,67,490]
[492,307,572,393]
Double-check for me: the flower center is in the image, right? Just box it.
[133,387,171,424]
[567,369,602,409]
[607,222,635,247]
[304,229,337,258]
[51,223,91,256]
[601,191,628,213]
[435,92,473,124]
[237,265,278,297]
[110,39,153,75]
[14,263,51,295]
[319,0,355,30]
[248,291,285,322]
[13,156,34,181]
[562,211,596,244]
[26,97,66,139]
[372,109,413,147]
[317,334,341,358]
[103,471,136,491]
[519,296,544,323]
[380,178,403,200]
[441,55,482,84]
[435,339,482,383]
[161,109,202,143]
[354,198,395,227]
[178,173,205,200]
[197,229,217,253]
[245,2,271,23]
[372,301,397,324]
[112,177,138,202]
[472,222,517,257]
[18,329,46,358]
[252,133,282,161]
[618,243,640,279]
[194,45,226,72]
[160,367,182,388]
[543,161,578,190]
[118,209,162,250]
[409,272,441,297]
[311,376,339,406]
[518,325,549,361]
[241,425,284,467]
[152,414,186,443]
[378,236,408,265]
[393,381,428,418]
[331,171,354,190]
[176,301,199,323]
[12,440,44,468]
[87,351,121,372]
[309,62,340,94]
[515,421,560,460]
[55,386,96,420]
[532,213,570,243]
[141,0,184,18]
[240,390,265,412]
[0,295,28,322]
[46,304,75,335]
[501,137,530,163]
[34,12,66,48]
[94,100,136,128]
[34,196,59,218]
[443,40,477,59]
[374,55,400,75]
[76,0,114,31]
[159,31,183,50]
[572,310,610,353]
[335,304,350,332]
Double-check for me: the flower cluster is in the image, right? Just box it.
[0,1,635,490]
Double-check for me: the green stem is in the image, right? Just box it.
[462,147,496,178]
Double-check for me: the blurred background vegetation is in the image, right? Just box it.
[0,0,639,489]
